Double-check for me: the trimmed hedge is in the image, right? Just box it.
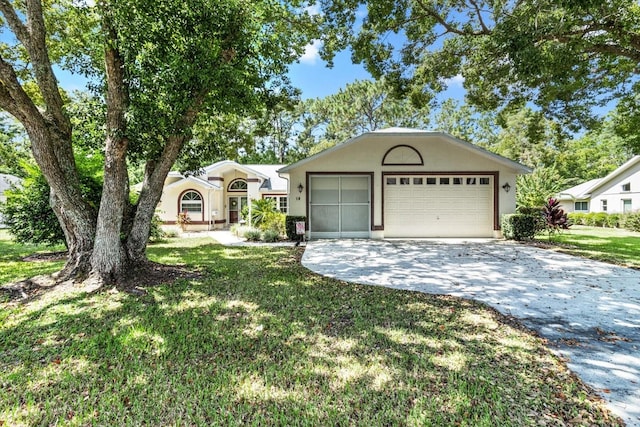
[285,216,306,240]
[501,214,539,241]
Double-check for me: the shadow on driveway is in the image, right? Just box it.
[302,239,640,426]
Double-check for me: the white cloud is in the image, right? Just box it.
[300,40,323,65]
[444,74,465,87]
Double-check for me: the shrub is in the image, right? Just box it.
[542,198,569,234]
[244,228,262,241]
[261,211,285,235]
[592,212,608,227]
[1,162,102,246]
[262,229,280,242]
[285,215,306,240]
[623,212,640,232]
[501,214,538,241]
[148,214,166,242]
[176,211,191,231]
[568,212,586,226]
[606,213,622,228]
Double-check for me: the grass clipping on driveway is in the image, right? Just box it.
[0,238,622,426]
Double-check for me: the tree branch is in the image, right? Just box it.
[24,0,71,136]
[468,0,489,34]
[413,0,491,36]
[0,0,31,46]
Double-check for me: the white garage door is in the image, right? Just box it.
[309,175,370,238]
[384,175,494,238]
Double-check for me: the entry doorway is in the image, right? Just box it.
[228,196,248,224]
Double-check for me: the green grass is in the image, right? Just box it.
[0,230,66,285]
[0,235,621,426]
[540,225,640,268]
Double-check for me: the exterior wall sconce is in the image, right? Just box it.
[502,182,511,193]
[297,183,304,194]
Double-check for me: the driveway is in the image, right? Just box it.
[302,239,640,426]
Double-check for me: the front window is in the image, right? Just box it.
[264,196,288,213]
[228,179,248,191]
[601,200,608,212]
[622,182,631,192]
[574,201,588,212]
[623,199,632,213]
[180,190,202,214]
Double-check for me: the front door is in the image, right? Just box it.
[228,196,248,224]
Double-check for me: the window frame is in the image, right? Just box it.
[179,189,204,221]
[574,201,589,212]
[228,179,248,192]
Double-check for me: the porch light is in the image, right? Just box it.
[502,182,511,193]
[297,183,304,193]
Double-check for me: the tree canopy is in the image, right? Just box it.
[319,0,640,130]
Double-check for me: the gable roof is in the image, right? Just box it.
[164,175,221,191]
[558,155,640,199]
[557,178,603,200]
[278,128,531,174]
[163,161,286,193]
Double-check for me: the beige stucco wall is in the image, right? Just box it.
[156,166,286,231]
[282,133,522,238]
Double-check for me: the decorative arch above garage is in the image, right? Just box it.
[381,144,423,166]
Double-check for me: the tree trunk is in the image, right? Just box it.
[89,21,130,283]
[126,93,208,262]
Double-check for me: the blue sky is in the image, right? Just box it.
[287,33,466,102]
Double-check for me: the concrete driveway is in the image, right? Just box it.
[302,239,640,426]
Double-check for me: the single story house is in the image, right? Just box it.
[0,173,21,228]
[278,128,531,239]
[155,161,287,230]
[558,155,640,214]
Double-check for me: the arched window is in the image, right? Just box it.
[180,190,202,214]
[228,179,248,192]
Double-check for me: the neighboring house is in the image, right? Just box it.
[558,155,640,214]
[155,161,287,231]
[0,173,21,228]
[278,128,530,239]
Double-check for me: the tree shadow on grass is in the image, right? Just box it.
[0,244,623,426]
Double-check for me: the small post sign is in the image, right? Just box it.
[295,221,306,236]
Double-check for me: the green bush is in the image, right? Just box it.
[262,229,280,242]
[285,216,306,240]
[148,214,166,242]
[568,212,586,226]
[261,211,285,235]
[623,212,640,232]
[501,214,538,241]
[244,228,262,241]
[606,213,621,228]
[1,163,102,246]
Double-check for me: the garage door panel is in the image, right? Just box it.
[310,175,371,238]
[384,174,493,238]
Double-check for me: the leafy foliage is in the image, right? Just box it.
[1,163,102,246]
[516,166,573,209]
[501,214,539,241]
[542,198,570,235]
[622,212,640,232]
[318,0,640,130]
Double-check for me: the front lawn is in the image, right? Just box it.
[0,230,66,286]
[538,225,640,268]
[0,236,621,426]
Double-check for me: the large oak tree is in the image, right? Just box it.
[0,0,314,285]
